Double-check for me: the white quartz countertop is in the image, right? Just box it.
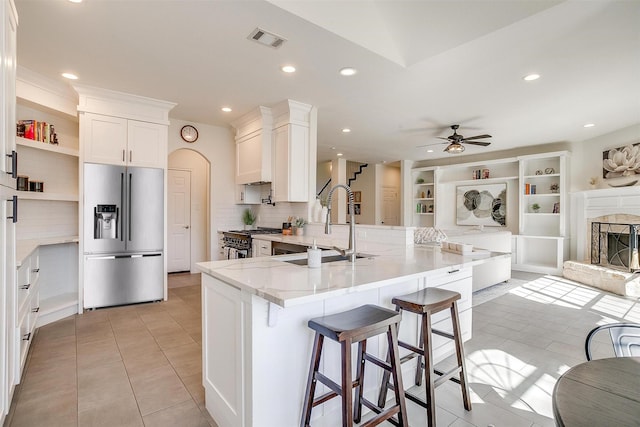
[197,244,509,308]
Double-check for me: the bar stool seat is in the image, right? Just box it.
[378,287,471,426]
[301,304,408,427]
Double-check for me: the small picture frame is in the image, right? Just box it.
[353,191,361,203]
[347,203,362,215]
[552,202,560,214]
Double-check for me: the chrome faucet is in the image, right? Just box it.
[325,184,357,262]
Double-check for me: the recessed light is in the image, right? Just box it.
[342,128,351,133]
[331,146,336,150]
[523,73,540,81]
[68,0,83,3]
[281,65,296,73]
[339,67,357,76]
[427,149,434,153]
[337,153,343,157]
[61,72,78,80]
[221,107,232,112]
[583,123,595,128]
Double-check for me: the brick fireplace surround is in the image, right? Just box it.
[566,186,640,296]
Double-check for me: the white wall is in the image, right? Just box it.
[168,149,209,272]
[569,123,640,191]
[167,118,311,260]
[168,119,244,260]
[350,164,375,224]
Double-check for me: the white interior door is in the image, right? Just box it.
[382,186,400,226]
[168,169,191,272]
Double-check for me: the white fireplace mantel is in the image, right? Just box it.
[572,186,640,261]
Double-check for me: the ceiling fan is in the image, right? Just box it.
[419,124,492,154]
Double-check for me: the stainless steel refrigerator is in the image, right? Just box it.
[83,163,164,309]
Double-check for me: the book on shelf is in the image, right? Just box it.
[17,120,58,144]
[525,183,530,195]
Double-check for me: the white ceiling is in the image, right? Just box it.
[14,0,640,163]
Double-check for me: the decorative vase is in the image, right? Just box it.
[295,227,304,236]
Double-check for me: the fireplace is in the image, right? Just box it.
[591,222,640,272]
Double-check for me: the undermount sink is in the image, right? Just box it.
[285,254,371,266]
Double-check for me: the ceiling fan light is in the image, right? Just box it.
[445,143,465,154]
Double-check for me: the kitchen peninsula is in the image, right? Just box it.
[197,231,509,427]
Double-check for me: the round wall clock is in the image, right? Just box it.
[180,125,198,143]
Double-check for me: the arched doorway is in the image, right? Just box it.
[167,149,210,273]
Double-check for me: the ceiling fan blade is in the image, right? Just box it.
[463,140,491,146]
[416,142,446,148]
[462,134,492,140]
[436,137,452,141]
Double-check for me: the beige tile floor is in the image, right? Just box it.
[5,272,216,427]
[6,271,640,426]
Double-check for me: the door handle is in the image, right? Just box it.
[7,195,17,223]
[6,150,17,178]
[183,225,190,229]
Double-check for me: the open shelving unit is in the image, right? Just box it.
[16,70,80,328]
[515,152,569,274]
[411,167,436,227]
[408,151,570,274]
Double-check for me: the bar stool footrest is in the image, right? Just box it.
[434,367,462,386]
[360,397,401,427]
[431,328,454,340]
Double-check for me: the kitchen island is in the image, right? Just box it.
[197,244,509,426]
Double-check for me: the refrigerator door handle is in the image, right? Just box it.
[128,173,133,242]
[87,253,161,261]
[120,173,125,241]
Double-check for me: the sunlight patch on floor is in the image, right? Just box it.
[508,276,601,309]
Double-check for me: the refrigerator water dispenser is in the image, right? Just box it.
[94,204,118,239]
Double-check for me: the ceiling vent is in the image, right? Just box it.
[248,28,287,49]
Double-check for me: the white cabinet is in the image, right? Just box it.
[1,2,18,420]
[15,248,39,382]
[231,106,273,185]
[231,101,315,203]
[251,238,272,257]
[272,123,309,202]
[81,112,167,168]
[271,100,312,203]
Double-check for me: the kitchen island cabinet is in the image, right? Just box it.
[197,245,509,426]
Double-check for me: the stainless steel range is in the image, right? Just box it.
[222,227,282,258]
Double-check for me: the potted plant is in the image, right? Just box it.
[293,217,306,235]
[242,208,256,230]
[550,183,559,193]
[531,203,541,213]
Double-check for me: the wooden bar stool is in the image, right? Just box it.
[301,304,408,427]
[378,287,471,426]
